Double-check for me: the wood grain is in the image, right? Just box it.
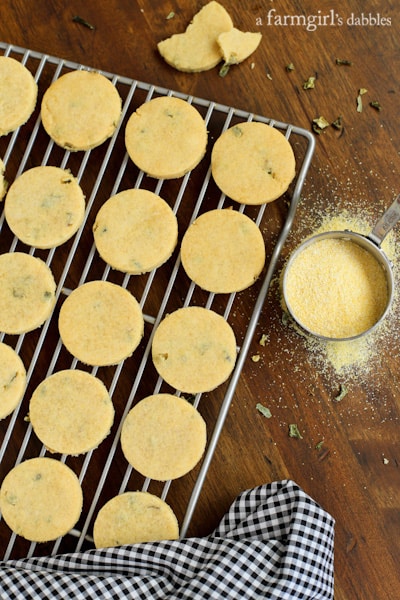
[0,1,399,598]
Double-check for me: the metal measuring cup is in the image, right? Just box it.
[282,193,400,341]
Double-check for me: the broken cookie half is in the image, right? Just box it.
[157,1,262,73]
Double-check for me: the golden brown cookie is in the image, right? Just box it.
[125,96,207,179]
[0,457,83,542]
[152,306,237,393]
[0,342,26,420]
[93,189,178,274]
[5,166,86,249]
[0,252,57,335]
[157,1,233,72]
[121,393,206,481]
[93,491,179,548]
[180,208,265,293]
[0,56,38,136]
[29,369,115,455]
[211,121,296,205]
[41,69,122,151]
[58,280,144,366]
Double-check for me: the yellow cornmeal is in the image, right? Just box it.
[0,158,6,200]
[5,166,86,249]
[218,28,262,65]
[157,1,233,72]
[0,56,38,136]
[93,491,179,548]
[211,121,296,205]
[121,393,207,481]
[180,208,265,293]
[284,238,388,339]
[0,457,83,543]
[125,96,208,179]
[29,369,115,455]
[41,69,122,151]
[152,306,237,393]
[93,189,178,274]
[0,252,57,335]
[0,342,26,420]
[58,280,144,366]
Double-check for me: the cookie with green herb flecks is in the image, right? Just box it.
[58,280,144,366]
[93,189,178,274]
[121,393,206,481]
[0,252,57,335]
[0,457,83,542]
[211,121,296,205]
[152,306,237,393]
[181,208,265,293]
[41,69,122,151]
[5,166,85,249]
[93,491,179,548]
[0,342,26,420]
[29,369,114,455]
[125,96,207,179]
[0,56,37,136]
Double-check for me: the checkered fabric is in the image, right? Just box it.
[0,480,334,599]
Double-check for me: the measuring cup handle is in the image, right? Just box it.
[369,193,400,246]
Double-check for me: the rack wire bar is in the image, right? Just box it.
[0,42,315,559]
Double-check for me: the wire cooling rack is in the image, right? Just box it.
[0,41,315,560]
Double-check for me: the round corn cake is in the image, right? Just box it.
[181,208,266,293]
[211,121,296,205]
[152,306,237,393]
[41,69,122,151]
[0,56,38,136]
[93,189,178,274]
[0,252,57,335]
[5,166,86,249]
[125,96,207,179]
[29,369,115,455]
[157,1,233,72]
[93,491,179,548]
[0,158,6,200]
[0,457,83,543]
[121,393,206,481]
[0,342,26,420]
[58,280,144,366]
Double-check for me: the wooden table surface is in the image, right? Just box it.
[1,1,399,598]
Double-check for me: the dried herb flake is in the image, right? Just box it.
[335,58,352,66]
[219,62,231,78]
[303,76,316,90]
[289,423,303,439]
[356,88,368,112]
[72,15,95,30]
[166,11,175,20]
[312,116,330,134]
[286,62,295,72]
[334,384,348,402]
[332,115,343,130]
[256,403,272,418]
[370,100,382,111]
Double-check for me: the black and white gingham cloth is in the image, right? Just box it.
[0,480,334,599]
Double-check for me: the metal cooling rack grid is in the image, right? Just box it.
[0,41,315,560]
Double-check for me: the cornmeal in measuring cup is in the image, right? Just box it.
[284,238,388,338]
